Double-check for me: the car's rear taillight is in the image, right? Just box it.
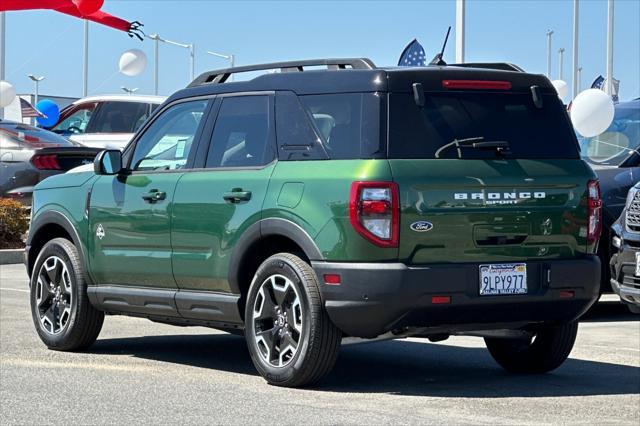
[587,180,602,243]
[349,181,399,248]
[31,154,61,170]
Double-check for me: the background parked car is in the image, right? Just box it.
[610,181,640,313]
[579,98,640,291]
[0,119,99,205]
[47,94,165,150]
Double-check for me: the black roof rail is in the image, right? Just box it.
[188,58,377,87]
[450,62,525,72]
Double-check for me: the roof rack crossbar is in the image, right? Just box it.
[188,58,376,87]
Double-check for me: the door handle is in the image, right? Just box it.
[141,189,166,203]
[223,188,252,203]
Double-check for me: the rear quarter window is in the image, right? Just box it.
[275,92,384,160]
[388,92,579,159]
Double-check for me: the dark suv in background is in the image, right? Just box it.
[580,99,640,291]
[610,181,640,313]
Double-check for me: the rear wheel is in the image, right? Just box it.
[485,321,578,374]
[30,238,104,351]
[245,253,341,387]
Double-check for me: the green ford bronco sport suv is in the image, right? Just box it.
[26,58,602,387]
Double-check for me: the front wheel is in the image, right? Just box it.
[30,238,104,351]
[485,321,578,374]
[245,253,341,387]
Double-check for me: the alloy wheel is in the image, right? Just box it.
[35,256,73,335]
[252,274,303,367]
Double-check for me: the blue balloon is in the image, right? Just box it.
[35,99,60,128]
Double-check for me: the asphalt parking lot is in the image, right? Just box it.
[1,263,639,425]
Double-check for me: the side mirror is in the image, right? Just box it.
[94,150,123,175]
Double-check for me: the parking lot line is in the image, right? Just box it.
[0,287,28,293]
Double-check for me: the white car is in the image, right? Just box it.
[48,94,166,150]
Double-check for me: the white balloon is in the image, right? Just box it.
[570,89,615,138]
[0,81,17,108]
[118,49,147,77]
[551,80,568,101]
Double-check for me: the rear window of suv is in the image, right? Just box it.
[388,92,579,159]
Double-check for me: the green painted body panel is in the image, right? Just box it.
[34,170,95,191]
[30,156,598,294]
[31,173,96,266]
[389,159,598,264]
[87,173,182,288]
[171,165,275,292]
[265,160,397,261]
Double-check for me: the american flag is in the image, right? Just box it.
[20,98,45,118]
[398,39,427,67]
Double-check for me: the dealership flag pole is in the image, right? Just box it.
[572,0,579,99]
[455,0,465,63]
[606,0,614,95]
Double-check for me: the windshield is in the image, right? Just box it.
[579,104,640,166]
[388,92,579,159]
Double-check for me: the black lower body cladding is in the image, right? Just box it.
[312,256,601,338]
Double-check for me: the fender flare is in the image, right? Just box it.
[227,218,323,294]
[26,210,86,280]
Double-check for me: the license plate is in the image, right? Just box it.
[636,252,640,277]
[479,263,527,295]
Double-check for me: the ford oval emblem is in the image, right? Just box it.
[410,221,433,232]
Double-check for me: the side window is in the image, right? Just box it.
[90,101,153,133]
[130,100,208,172]
[50,102,97,134]
[275,91,328,161]
[205,96,273,168]
[298,93,383,159]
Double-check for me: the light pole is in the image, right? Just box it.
[455,0,465,63]
[147,34,194,94]
[572,0,579,99]
[546,30,554,78]
[558,48,565,81]
[121,86,139,95]
[577,67,583,93]
[606,0,614,96]
[0,12,5,119]
[83,20,89,97]
[28,74,45,104]
[148,34,160,95]
[206,51,235,80]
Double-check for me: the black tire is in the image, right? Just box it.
[626,303,640,314]
[245,253,341,387]
[485,321,579,374]
[30,238,104,351]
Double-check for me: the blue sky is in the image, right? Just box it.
[4,0,640,101]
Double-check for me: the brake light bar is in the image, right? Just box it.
[442,80,512,90]
[349,181,399,248]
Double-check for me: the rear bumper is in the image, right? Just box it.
[312,256,601,338]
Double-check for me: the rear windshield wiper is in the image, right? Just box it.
[434,137,510,159]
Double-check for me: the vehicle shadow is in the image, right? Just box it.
[582,300,639,323]
[89,333,640,398]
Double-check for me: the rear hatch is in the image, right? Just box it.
[386,77,598,265]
